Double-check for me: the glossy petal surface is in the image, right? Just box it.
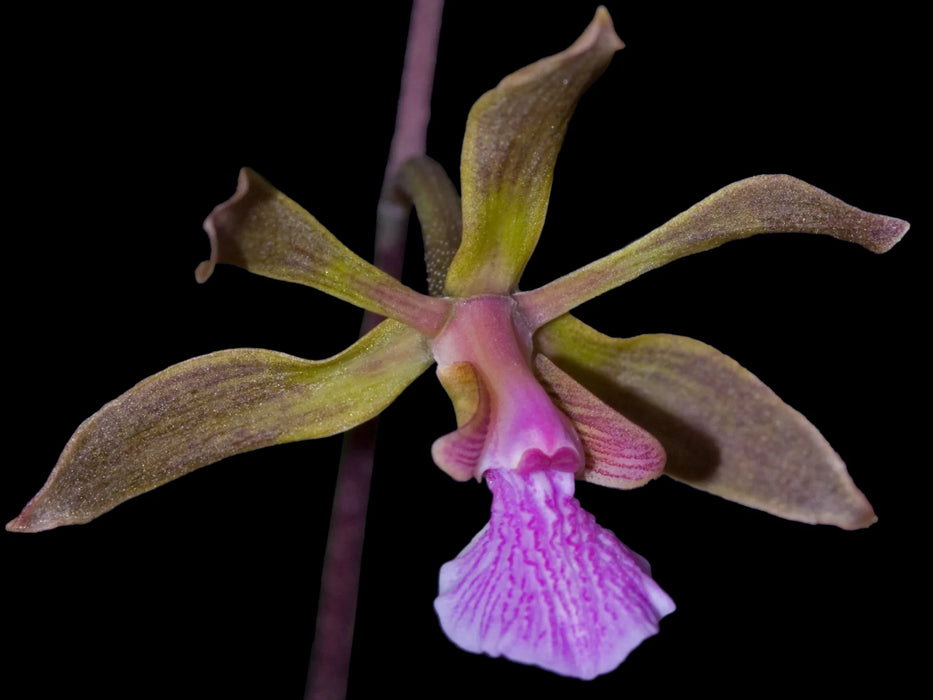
[8,320,433,532]
[444,8,623,296]
[518,175,911,327]
[535,315,876,529]
[199,168,450,335]
[435,468,674,679]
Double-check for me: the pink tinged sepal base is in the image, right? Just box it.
[435,468,674,679]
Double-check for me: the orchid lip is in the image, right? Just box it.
[434,468,675,679]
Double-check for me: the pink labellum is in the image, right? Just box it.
[434,468,674,679]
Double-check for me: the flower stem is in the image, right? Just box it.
[305,3,444,699]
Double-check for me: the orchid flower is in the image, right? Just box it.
[6,7,908,681]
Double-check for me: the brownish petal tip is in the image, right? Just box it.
[196,167,254,283]
[197,214,220,283]
[870,215,910,254]
[592,6,625,51]
[836,497,878,531]
[5,500,65,533]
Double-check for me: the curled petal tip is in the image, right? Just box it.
[446,8,624,296]
[198,167,450,334]
[590,6,625,51]
[193,260,212,284]
[197,167,252,284]
[196,215,218,283]
[501,6,625,93]
[196,218,216,283]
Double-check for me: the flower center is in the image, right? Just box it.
[431,296,583,479]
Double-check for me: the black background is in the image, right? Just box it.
[4,2,925,698]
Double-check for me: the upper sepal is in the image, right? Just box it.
[444,8,623,297]
[7,320,433,533]
[200,168,450,336]
[535,314,876,529]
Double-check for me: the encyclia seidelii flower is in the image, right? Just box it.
[7,8,908,680]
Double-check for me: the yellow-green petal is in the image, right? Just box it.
[518,175,910,327]
[443,7,623,296]
[199,168,450,336]
[535,314,876,530]
[7,320,433,533]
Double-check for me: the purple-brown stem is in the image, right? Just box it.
[305,3,444,699]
